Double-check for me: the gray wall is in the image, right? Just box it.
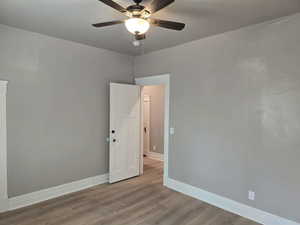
[0,24,133,197]
[143,85,165,154]
[134,13,300,223]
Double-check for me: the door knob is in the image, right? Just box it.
[113,139,116,142]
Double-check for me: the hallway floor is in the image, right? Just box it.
[0,158,260,225]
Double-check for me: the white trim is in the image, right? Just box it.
[9,174,108,211]
[146,152,164,161]
[0,81,8,93]
[143,95,151,102]
[0,198,8,213]
[135,74,170,185]
[0,80,8,213]
[139,87,144,175]
[166,178,300,225]
[143,94,151,155]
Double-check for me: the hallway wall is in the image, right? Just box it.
[143,85,165,154]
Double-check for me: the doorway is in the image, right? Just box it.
[108,74,170,185]
[142,86,165,161]
[135,74,170,185]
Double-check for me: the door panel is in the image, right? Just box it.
[109,83,141,183]
[143,95,150,155]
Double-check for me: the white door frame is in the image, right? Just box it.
[135,74,170,185]
[143,95,151,156]
[0,80,8,212]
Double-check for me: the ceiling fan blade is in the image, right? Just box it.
[150,19,185,31]
[148,0,174,14]
[92,20,124,27]
[135,34,146,40]
[98,0,127,14]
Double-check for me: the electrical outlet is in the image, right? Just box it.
[153,145,156,151]
[170,127,175,135]
[248,191,255,201]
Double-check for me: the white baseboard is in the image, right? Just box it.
[9,173,108,211]
[146,151,164,161]
[165,178,300,225]
[0,197,8,213]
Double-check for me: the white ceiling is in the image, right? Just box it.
[0,0,300,55]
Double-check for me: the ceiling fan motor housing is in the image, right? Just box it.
[127,5,145,13]
[133,0,143,5]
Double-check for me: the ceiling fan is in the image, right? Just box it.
[92,0,185,41]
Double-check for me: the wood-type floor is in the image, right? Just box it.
[0,158,260,225]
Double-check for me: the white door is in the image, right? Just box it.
[143,95,150,155]
[109,83,141,183]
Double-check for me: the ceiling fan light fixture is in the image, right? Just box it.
[125,18,150,35]
[93,0,185,41]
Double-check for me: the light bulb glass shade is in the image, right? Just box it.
[125,18,150,35]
